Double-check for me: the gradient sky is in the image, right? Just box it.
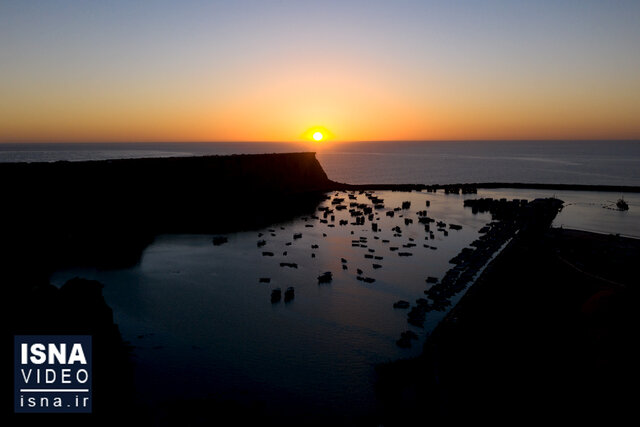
[1,0,639,142]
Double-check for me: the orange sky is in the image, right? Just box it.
[1,1,639,143]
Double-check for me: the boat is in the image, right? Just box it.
[616,198,629,211]
[284,287,295,302]
[270,288,281,303]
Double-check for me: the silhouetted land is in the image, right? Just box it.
[377,226,637,425]
[1,153,334,280]
[4,278,137,426]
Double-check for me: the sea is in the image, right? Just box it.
[5,140,638,423]
[1,140,640,187]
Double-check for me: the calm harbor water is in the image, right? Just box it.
[11,140,637,421]
[51,190,495,421]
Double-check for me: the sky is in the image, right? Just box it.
[1,0,639,143]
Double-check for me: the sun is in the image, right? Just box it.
[303,126,333,142]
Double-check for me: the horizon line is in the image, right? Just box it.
[1,138,640,144]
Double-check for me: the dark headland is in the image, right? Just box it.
[1,153,334,277]
[1,152,635,425]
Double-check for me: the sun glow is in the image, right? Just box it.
[302,126,333,142]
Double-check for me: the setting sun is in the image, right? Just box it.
[302,126,333,142]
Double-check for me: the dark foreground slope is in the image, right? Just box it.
[377,226,637,424]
